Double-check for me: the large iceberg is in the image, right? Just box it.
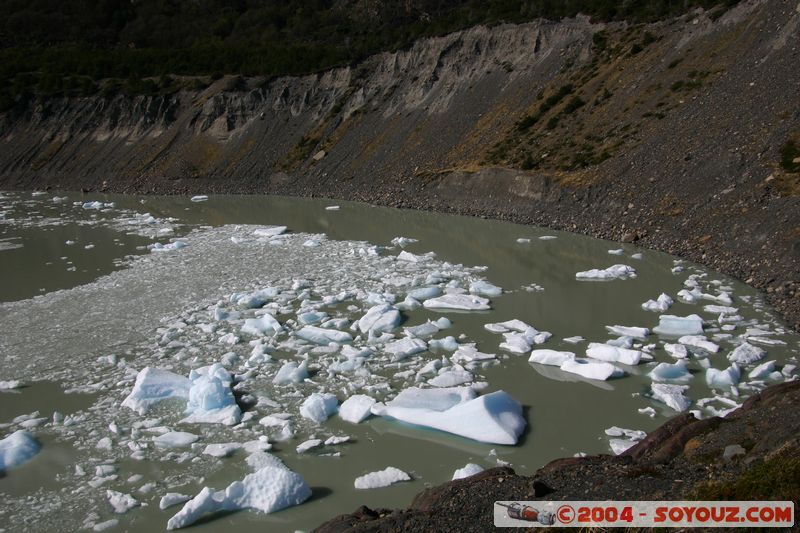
[423,294,490,311]
[182,364,241,426]
[371,388,525,445]
[166,465,311,529]
[652,315,704,336]
[121,367,191,415]
[575,264,636,280]
[0,430,41,472]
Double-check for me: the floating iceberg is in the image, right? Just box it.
[728,342,766,365]
[182,364,241,425]
[339,395,376,424]
[407,286,442,301]
[253,226,287,238]
[429,370,473,388]
[648,360,692,382]
[748,361,775,380]
[0,430,41,472]
[605,325,650,338]
[642,293,674,312]
[273,361,309,385]
[241,314,282,336]
[354,467,411,489]
[650,384,691,412]
[528,350,575,366]
[652,315,704,336]
[452,463,484,480]
[469,280,502,297]
[586,343,643,365]
[678,335,719,354]
[153,432,200,449]
[357,304,401,334]
[575,264,636,280]
[299,393,338,424]
[121,367,191,415]
[372,388,525,445]
[423,294,490,311]
[706,364,741,388]
[190,195,208,202]
[391,237,418,248]
[296,326,352,345]
[560,358,624,381]
[166,465,311,529]
[160,493,191,510]
[384,337,427,361]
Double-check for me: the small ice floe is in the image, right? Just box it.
[149,241,188,252]
[0,380,23,391]
[296,439,323,454]
[562,336,585,344]
[203,443,242,458]
[190,195,208,202]
[423,294,490,311]
[664,343,689,359]
[703,304,739,315]
[299,393,338,423]
[575,264,636,280]
[121,367,191,415]
[354,467,411,489]
[160,493,191,510]
[253,226,287,238]
[153,432,200,449]
[397,250,434,262]
[469,280,502,297]
[560,358,624,381]
[82,201,105,210]
[339,395,376,424]
[605,325,650,338]
[273,361,309,385]
[452,463,484,480]
[182,364,241,425]
[649,384,691,412]
[728,342,766,365]
[371,387,525,445]
[648,360,692,382]
[325,205,340,211]
[706,364,741,388]
[641,293,673,312]
[539,235,557,240]
[586,343,643,365]
[605,426,646,455]
[638,407,656,417]
[384,337,427,361]
[608,249,624,255]
[631,253,643,260]
[428,369,473,388]
[678,335,719,354]
[357,304,401,334]
[166,465,311,529]
[652,315,704,336]
[107,490,140,514]
[516,238,530,244]
[451,344,494,363]
[0,430,41,472]
[241,313,282,336]
[391,236,418,248]
[748,361,776,380]
[528,350,575,366]
[296,326,352,345]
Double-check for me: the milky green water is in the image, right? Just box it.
[0,191,796,532]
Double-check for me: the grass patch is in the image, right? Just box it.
[780,137,800,173]
[693,455,800,500]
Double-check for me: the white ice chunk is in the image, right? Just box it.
[354,467,411,489]
[296,326,352,345]
[190,195,208,202]
[160,493,191,510]
[452,463,484,480]
[650,384,691,411]
[575,264,636,280]
[391,237,418,247]
[469,280,502,297]
[428,370,473,388]
[397,250,432,262]
[299,393,338,424]
[606,325,650,338]
[241,314,282,336]
[678,335,719,354]
[121,367,191,415]
[560,359,624,381]
[253,226,287,238]
[586,343,643,365]
[664,343,689,359]
[423,294,490,311]
[107,490,140,514]
[407,287,442,301]
[653,315,704,336]
[203,443,242,458]
[273,360,309,385]
[339,395,376,424]
[183,364,241,425]
[357,304,401,334]
[0,380,22,390]
[451,344,495,362]
[428,336,460,352]
[372,389,524,445]
[706,364,741,388]
[153,431,199,449]
[296,439,323,453]
[166,466,311,530]
[728,342,766,365]
[648,360,692,382]
[748,361,775,380]
[528,350,575,366]
[642,293,674,312]
[384,337,427,361]
[0,430,41,472]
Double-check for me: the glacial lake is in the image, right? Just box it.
[0,191,797,532]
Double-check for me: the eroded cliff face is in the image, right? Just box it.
[1,1,799,324]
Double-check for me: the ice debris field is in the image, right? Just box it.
[0,191,798,531]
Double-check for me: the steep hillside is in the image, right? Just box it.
[0,0,798,326]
